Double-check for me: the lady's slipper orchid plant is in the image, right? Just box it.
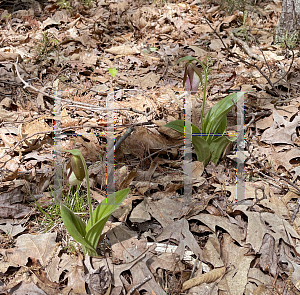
[166,56,243,166]
[61,149,130,256]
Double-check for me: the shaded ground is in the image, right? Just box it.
[1,0,300,294]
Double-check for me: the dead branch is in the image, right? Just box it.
[204,18,281,98]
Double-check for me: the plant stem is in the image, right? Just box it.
[79,154,93,227]
[201,68,208,133]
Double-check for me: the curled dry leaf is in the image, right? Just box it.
[105,45,140,55]
[181,266,226,291]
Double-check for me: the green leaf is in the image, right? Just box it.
[61,204,86,236]
[209,136,232,164]
[203,92,244,136]
[109,67,118,78]
[206,117,227,144]
[85,215,110,249]
[86,188,130,233]
[60,204,95,254]
[192,136,210,165]
[85,188,130,249]
[176,56,207,71]
[176,56,197,65]
[165,120,210,164]
[63,149,81,157]
[165,120,201,135]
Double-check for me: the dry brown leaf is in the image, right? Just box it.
[147,198,185,227]
[134,162,157,181]
[123,247,166,295]
[117,167,137,191]
[148,252,185,272]
[105,45,140,55]
[122,126,169,158]
[234,204,300,254]
[157,219,202,259]
[66,253,87,294]
[0,222,26,239]
[193,24,214,34]
[78,49,98,63]
[205,235,222,262]
[259,185,289,219]
[61,108,79,128]
[40,17,60,29]
[83,255,112,295]
[22,116,52,143]
[139,72,161,90]
[182,266,225,291]
[0,187,32,218]
[220,233,255,295]
[261,110,300,145]
[106,224,146,262]
[0,233,57,267]
[129,199,151,223]
[247,268,273,290]
[112,194,144,222]
[2,280,46,295]
[0,52,23,62]
[192,161,204,180]
[46,253,77,283]
[266,147,300,170]
[258,234,277,276]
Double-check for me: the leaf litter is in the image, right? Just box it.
[0,0,300,294]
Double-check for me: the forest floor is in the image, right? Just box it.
[0,0,300,294]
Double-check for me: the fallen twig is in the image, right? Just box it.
[228,29,263,61]
[204,18,280,98]
[127,275,152,295]
[13,58,154,116]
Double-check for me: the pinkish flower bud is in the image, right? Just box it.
[184,63,201,94]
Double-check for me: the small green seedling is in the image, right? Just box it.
[108,67,118,78]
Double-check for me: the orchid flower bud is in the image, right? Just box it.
[66,155,85,186]
[183,63,201,94]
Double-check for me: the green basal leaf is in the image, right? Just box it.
[203,92,244,136]
[61,204,86,236]
[206,117,227,145]
[165,120,201,135]
[166,120,210,164]
[60,204,95,254]
[86,188,130,233]
[165,120,185,134]
[192,136,210,164]
[85,188,130,250]
[85,215,110,249]
[209,136,232,164]
[216,117,227,135]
